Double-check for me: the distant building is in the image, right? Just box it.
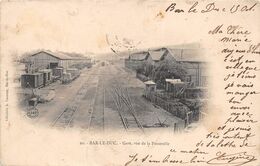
[147,48,175,66]
[125,47,208,87]
[63,52,92,66]
[148,50,165,64]
[21,50,89,73]
[125,52,151,70]
[167,48,208,87]
[148,48,208,87]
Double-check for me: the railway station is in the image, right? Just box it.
[16,46,208,134]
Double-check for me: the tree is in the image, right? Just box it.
[151,61,187,88]
[136,61,153,76]
[143,61,154,76]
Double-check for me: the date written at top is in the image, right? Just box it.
[165,2,257,14]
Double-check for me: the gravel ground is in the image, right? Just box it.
[19,61,184,133]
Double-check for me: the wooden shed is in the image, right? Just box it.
[165,79,188,98]
[22,50,76,73]
[143,80,156,98]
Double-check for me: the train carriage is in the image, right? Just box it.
[39,69,53,86]
[21,73,44,88]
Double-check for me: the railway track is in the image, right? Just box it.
[109,66,144,133]
[111,85,144,133]
[50,64,143,132]
[87,69,105,132]
[50,69,94,129]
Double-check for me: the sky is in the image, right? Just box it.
[1,0,242,57]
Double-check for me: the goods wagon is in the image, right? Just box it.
[21,73,44,88]
[52,67,63,78]
[66,68,80,80]
[61,68,80,84]
[39,69,53,86]
[61,72,72,84]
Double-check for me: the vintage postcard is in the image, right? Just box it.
[0,0,259,165]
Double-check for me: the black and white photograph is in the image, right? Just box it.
[1,1,259,166]
[14,43,209,133]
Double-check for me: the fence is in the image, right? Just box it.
[144,91,202,127]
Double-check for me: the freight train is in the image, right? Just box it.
[21,67,81,88]
[21,73,44,88]
[61,68,80,84]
